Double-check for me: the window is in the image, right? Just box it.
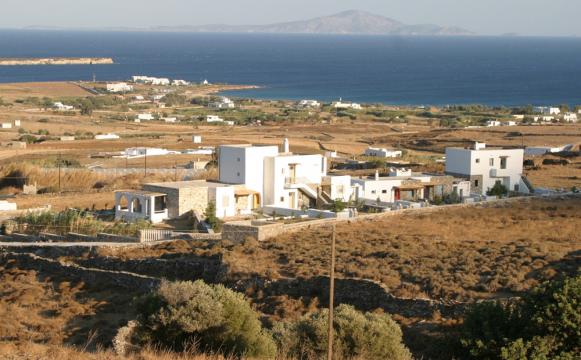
[474,180,479,187]
[280,196,284,202]
[237,172,240,177]
[489,158,494,166]
[237,157,240,162]
[514,184,520,192]
[500,157,507,169]
[495,180,501,185]
[371,190,376,194]
[382,189,387,194]
[475,158,480,164]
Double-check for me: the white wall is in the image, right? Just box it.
[446,147,525,194]
[210,186,236,218]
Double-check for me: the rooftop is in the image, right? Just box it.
[144,180,230,189]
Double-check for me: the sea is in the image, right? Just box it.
[1,30,581,106]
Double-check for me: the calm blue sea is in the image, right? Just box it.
[0,30,580,106]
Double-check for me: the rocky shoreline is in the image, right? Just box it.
[0,57,114,66]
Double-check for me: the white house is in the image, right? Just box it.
[365,147,402,158]
[95,133,120,140]
[192,135,202,144]
[13,120,21,127]
[333,99,362,110]
[0,123,12,129]
[171,79,190,86]
[137,113,154,121]
[534,106,561,115]
[445,142,530,195]
[118,147,177,159]
[563,112,578,122]
[132,76,170,86]
[163,117,177,123]
[503,121,517,126]
[218,139,357,211]
[106,82,133,93]
[525,146,566,156]
[298,100,321,108]
[206,115,224,123]
[542,116,555,122]
[209,97,235,109]
[486,120,501,127]
[351,168,460,204]
[53,102,74,111]
[201,79,210,85]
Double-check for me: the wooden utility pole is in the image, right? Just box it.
[57,153,61,193]
[327,224,336,360]
[144,152,147,177]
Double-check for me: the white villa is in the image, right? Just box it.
[206,115,224,123]
[534,106,561,115]
[53,102,74,111]
[209,97,235,109]
[171,79,190,86]
[563,112,578,122]
[352,168,470,204]
[95,133,120,140]
[445,142,531,195]
[106,82,133,93]
[365,147,402,158]
[132,76,170,86]
[486,120,501,127]
[333,99,362,110]
[137,113,154,121]
[298,100,321,108]
[118,147,177,159]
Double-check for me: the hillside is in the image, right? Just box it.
[153,10,473,36]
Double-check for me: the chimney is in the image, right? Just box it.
[283,138,290,153]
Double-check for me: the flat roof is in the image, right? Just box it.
[115,190,166,196]
[144,180,229,189]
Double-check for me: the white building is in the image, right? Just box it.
[525,146,566,156]
[163,117,177,123]
[563,112,578,122]
[503,121,517,126]
[13,120,21,127]
[192,135,202,144]
[333,99,362,110]
[132,76,170,86]
[137,113,154,121]
[119,147,177,159]
[171,79,190,86]
[201,79,210,85]
[106,82,133,93]
[542,116,555,122]
[486,120,501,127]
[209,97,235,109]
[218,140,355,211]
[298,99,321,108]
[95,133,120,140]
[445,142,531,195]
[0,123,12,129]
[206,115,224,123]
[365,147,402,158]
[53,102,74,111]
[533,106,560,115]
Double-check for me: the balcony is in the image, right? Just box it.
[490,168,509,178]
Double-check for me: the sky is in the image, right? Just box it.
[2,0,580,36]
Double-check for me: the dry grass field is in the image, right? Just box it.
[0,82,93,101]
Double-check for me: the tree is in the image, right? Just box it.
[330,199,347,213]
[134,280,276,358]
[273,304,412,360]
[487,182,508,197]
[79,99,94,116]
[204,201,222,232]
[560,104,569,112]
[459,275,581,359]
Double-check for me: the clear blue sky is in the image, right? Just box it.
[3,0,580,36]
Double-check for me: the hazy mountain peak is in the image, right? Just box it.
[153,10,473,36]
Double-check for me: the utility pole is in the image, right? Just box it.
[327,223,336,360]
[174,160,177,181]
[57,153,61,193]
[144,151,147,177]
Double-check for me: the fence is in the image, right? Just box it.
[138,229,221,242]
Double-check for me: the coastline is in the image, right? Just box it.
[0,57,114,66]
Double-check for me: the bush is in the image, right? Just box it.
[487,182,508,197]
[460,275,581,359]
[134,280,276,358]
[273,304,412,359]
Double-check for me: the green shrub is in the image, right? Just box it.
[460,275,581,359]
[135,280,276,358]
[273,304,412,360]
[487,182,508,197]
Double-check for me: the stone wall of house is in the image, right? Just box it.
[179,187,209,217]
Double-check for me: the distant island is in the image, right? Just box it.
[0,57,114,66]
[152,10,473,36]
